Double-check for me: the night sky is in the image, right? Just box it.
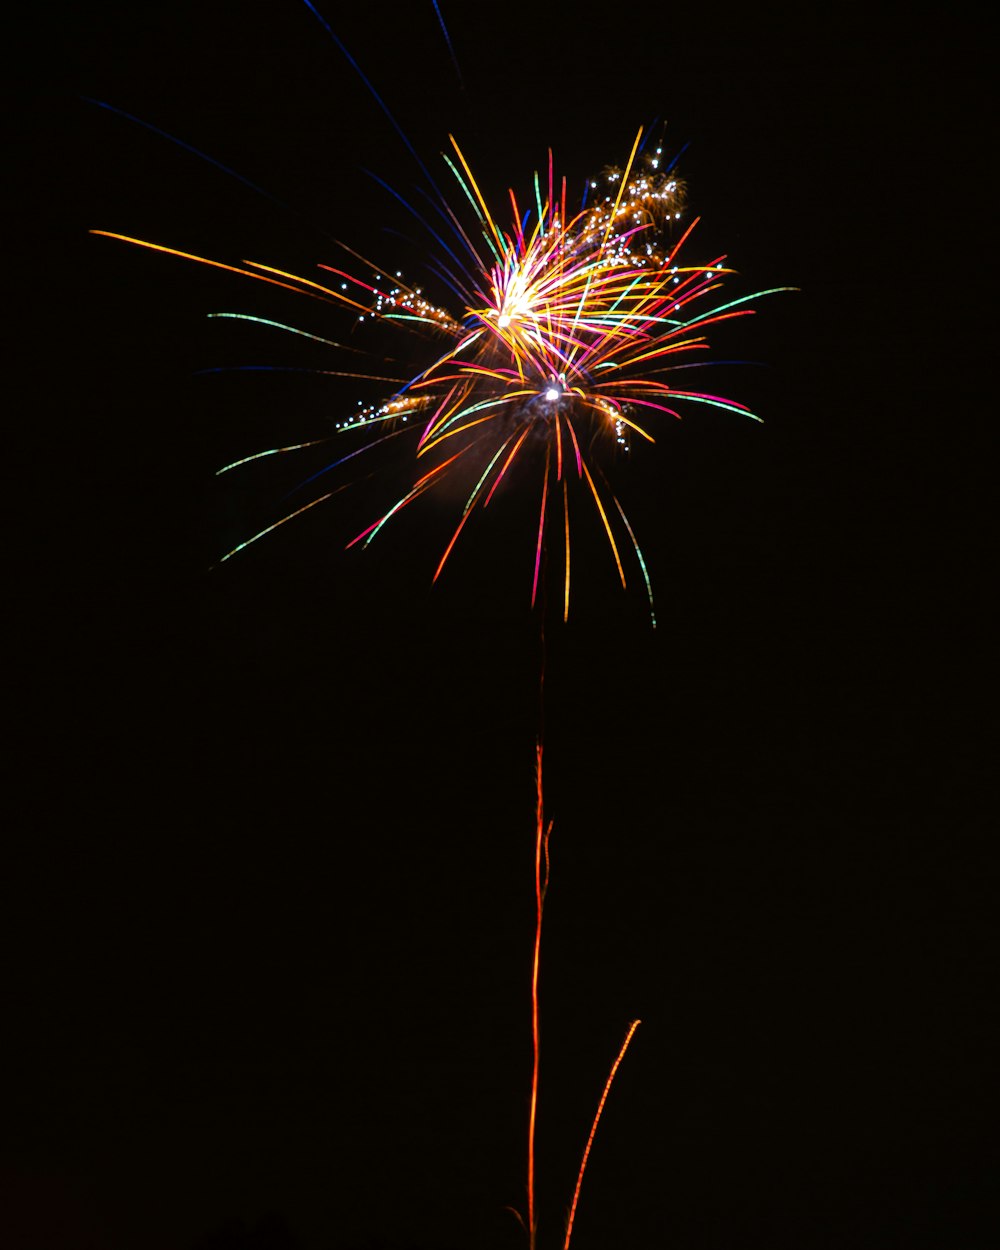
[10,4,992,1248]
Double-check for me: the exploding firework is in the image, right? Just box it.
[93,126,788,626]
[91,37,791,1238]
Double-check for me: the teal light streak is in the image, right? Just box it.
[206,313,361,352]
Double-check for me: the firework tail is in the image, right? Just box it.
[527,740,552,1249]
[563,1019,642,1250]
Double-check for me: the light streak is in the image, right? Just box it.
[563,1019,642,1250]
[527,740,552,1250]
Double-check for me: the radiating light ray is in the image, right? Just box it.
[220,422,413,489]
[89,232,338,302]
[432,434,519,582]
[531,449,551,608]
[348,445,471,550]
[206,312,367,352]
[83,97,287,207]
[217,437,336,474]
[214,489,342,564]
[194,366,407,384]
[581,460,626,589]
[598,127,643,253]
[613,495,656,628]
[300,0,442,193]
[431,0,464,87]
[564,418,584,479]
[446,137,505,258]
[243,259,368,307]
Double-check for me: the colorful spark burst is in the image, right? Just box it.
[94,128,789,624]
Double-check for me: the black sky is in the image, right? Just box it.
[9,4,992,1248]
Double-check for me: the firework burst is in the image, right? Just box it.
[94,125,788,625]
[89,12,795,1238]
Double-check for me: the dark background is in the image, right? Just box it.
[9,3,991,1248]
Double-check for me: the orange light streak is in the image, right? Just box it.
[599,128,644,254]
[527,740,552,1250]
[581,460,626,588]
[562,480,570,623]
[431,506,474,584]
[90,232,341,304]
[449,135,505,254]
[562,1019,641,1250]
[345,446,468,549]
[483,427,531,507]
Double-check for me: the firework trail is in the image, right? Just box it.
[528,740,552,1249]
[563,1019,642,1250]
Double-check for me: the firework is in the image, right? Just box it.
[91,25,800,1233]
[93,127,788,624]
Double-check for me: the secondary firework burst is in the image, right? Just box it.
[94,126,786,623]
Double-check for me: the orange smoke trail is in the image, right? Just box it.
[563,1019,642,1250]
